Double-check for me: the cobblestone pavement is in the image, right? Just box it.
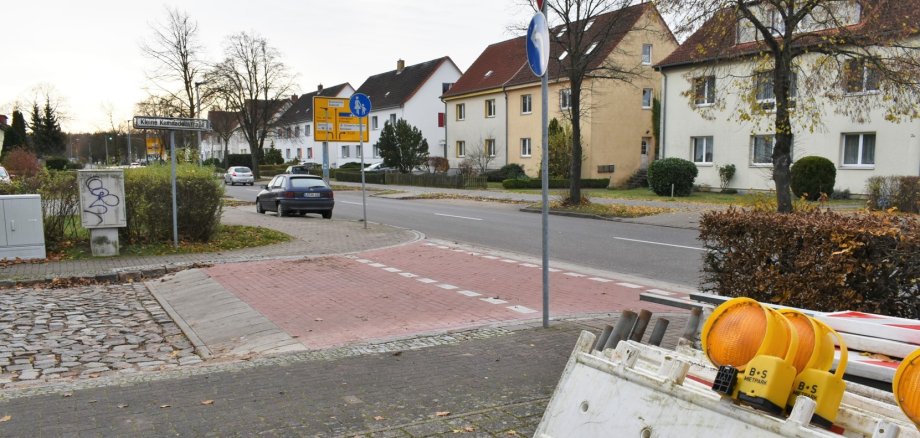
[0,315,690,437]
[0,283,202,390]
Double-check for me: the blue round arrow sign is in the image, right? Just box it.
[526,12,550,77]
[349,93,372,118]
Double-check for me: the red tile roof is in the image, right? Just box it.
[658,0,920,69]
[442,36,528,98]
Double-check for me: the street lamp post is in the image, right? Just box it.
[104,135,112,166]
[195,80,209,162]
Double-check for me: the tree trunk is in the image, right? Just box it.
[568,78,584,204]
[772,53,794,213]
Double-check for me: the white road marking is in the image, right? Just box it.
[564,272,586,278]
[520,263,539,268]
[548,268,561,272]
[481,256,499,260]
[417,278,438,284]
[646,288,676,296]
[434,213,483,221]
[589,277,613,283]
[452,249,466,252]
[616,282,643,289]
[437,284,459,290]
[369,263,386,268]
[480,297,508,305]
[457,290,482,297]
[436,245,449,249]
[340,201,363,205]
[355,259,372,264]
[507,305,537,314]
[383,267,402,273]
[399,272,419,278]
[613,237,705,251]
[424,243,437,246]
[500,259,518,264]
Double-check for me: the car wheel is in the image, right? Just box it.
[277,203,287,217]
[249,182,254,186]
[322,211,332,219]
[224,179,228,185]
[297,211,306,216]
[256,200,264,214]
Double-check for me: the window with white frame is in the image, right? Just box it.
[694,76,716,105]
[307,147,313,159]
[751,135,777,165]
[356,145,363,158]
[294,126,300,137]
[691,136,713,164]
[372,116,379,130]
[456,103,466,121]
[560,89,572,110]
[456,141,466,157]
[843,59,881,94]
[642,44,652,65]
[341,145,350,158]
[485,99,496,118]
[485,139,496,157]
[842,133,875,166]
[521,138,532,157]
[373,145,380,158]
[305,125,311,136]
[389,114,397,125]
[521,94,532,114]
[285,149,291,159]
[296,148,302,159]
[754,70,797,109]
[642,88,653,109]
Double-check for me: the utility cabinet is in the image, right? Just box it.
[0,194,46,260]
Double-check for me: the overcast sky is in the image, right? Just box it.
[3,1,530,132]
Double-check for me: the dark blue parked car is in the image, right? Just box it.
[256,174,334,218]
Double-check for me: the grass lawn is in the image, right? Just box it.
[50,225,291,260]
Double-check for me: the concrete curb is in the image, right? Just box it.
[517,206,700,230]
[147,275,214,359]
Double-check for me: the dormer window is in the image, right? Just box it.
[558,51,568,61]
[557,28,566,38]
[484,70,493,78]
[585,19,595,30]
[586,42,598,55]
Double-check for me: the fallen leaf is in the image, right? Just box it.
[159,404,171,409]
[0,415,10,422]
[392,351,402,357]
[117,404,128,409]
[201,400,214,405]
[88,400,97,404]
[506,431,519,436]
[315,318,323,322]
[62,393,73,397]
[464,426,476,432]
[435,411,451,417]
[373,416,385,421]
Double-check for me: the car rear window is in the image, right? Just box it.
[0,168,7,177]
[289,177,328,189]
[234,167,251,173]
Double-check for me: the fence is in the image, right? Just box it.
[334,171,487,189]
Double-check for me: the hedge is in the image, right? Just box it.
[647,157,697,197]
[866,175,919,213]
[700,208,919,318]
[501,178,609,189]
[790,156,836,201]
[333,171,386,184]
[259,165,287,178]
[122,164,223,243]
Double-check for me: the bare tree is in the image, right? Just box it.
[207,32,294,177]
[464,137,498,174]
[659,0,920,212]
[207,111,239,167]
[141,7,204,119]
[531,0,665,204]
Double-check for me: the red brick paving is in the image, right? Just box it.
[205,241,682,349]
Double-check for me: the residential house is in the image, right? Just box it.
[657,1,920,194]
[442,37,527,171]
[356,57,462,163]
[272,83,355,167]
[505,3,677,185]
[200,99,290,163]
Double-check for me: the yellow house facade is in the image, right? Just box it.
[506,4,677,186]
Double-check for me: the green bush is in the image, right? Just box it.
[202,158,222,167]
[259,165,287,178]
[501,178,608,189]
[122,164,223,244]
[227,154,253,168]
[45,156,71,171]
[790,156,836,201]
[485,164,528,182]
[262,148,283,165]
[0,170,80,248]
[339,162,363,170]
[647,158,698,196]
[700,209,919,318]
[866,175,919,213]
[334,171,385,184]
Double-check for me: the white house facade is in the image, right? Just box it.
[273,83,357,168]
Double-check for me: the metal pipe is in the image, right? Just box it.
[594,324,614,351]
[629,309,653,342]
[604,310,638,351]
[648,318,670,347]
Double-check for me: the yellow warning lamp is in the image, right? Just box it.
[893,348,920,429]
[780,310,848,429]
[701,297,799,415]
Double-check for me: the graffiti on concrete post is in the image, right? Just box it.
[83,176,122,226]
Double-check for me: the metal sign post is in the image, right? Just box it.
[527,7,551,328]
[349,93,372,229]
[133,116,211,249]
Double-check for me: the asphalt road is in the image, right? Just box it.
[225,184,705,288]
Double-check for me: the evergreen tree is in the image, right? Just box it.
[374,119,429,173]
[1,111,28,161]
[28,100,67,157]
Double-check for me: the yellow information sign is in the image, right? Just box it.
[313,97,369,142]
[146,137,164,159]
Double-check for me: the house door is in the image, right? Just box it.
[640,137,651,169]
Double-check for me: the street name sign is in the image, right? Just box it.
[133,116,211,131]
[313,97,369,142]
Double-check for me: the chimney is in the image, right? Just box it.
[291,95,298,103]
[396,59,405,74]
[317,84,324,93]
